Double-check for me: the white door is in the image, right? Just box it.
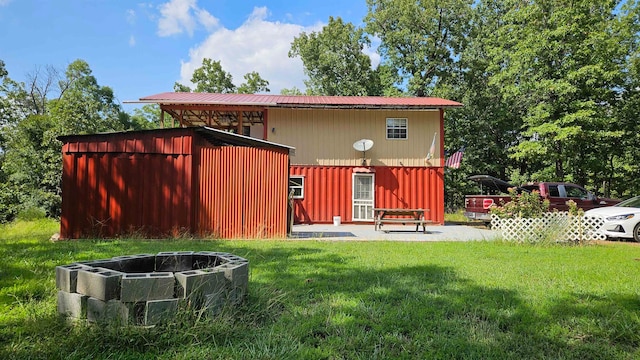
[352,174,374,221]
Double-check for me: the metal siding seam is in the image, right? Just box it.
[60,154,72,238]
[98,154,108,235]
[110,155,121,237]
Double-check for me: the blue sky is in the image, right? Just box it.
[0,0,371,111]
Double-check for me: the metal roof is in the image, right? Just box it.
[58,127,295,155]
[131,92,463,109]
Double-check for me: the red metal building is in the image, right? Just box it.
[59,127,293,239]
[131,93,462,226]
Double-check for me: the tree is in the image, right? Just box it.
[191,58,236,93]
[130,104,170,129]
[237,71,270,94]
[174,58,271,95]
[280,87,304,95]
[0,59,132,220]
[173,82,191,92]
[435,0,524,209]
[289,16,382,96]
[488,0,630,190]
[49,59,125,135]
[365,0,473,97]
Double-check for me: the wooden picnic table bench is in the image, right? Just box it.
[374,208,432,233]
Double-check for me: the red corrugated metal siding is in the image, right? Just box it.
[290,166,445,224]
[195,146,289,238]
[60,131,194,239]
[289,166,353,224]
[60,152,193,238]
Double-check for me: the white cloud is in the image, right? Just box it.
[178,7,323,94]
[129,35,136,47]
[126,9,136,25]
[196,8,219,31]
[157,0,219,37]
[364,36,381,69]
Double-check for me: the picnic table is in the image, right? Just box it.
[373,208,432,233]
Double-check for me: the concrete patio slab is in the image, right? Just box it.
[290,223,498,242]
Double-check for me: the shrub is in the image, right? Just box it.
[489,187,550,219]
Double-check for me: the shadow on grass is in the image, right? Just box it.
[1,243,639,359]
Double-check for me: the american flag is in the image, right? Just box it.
[445,148,464,169]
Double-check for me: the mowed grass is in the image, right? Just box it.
[1,220,639,359]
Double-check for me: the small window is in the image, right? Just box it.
[386,118,408,139]
[548,185,560,197]
[289,176,304,199]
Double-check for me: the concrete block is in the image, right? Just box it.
[57,291,88,319]
[192,253,222,270]
[120,272,175,302]
[155,251,194,272]
[55,264,91,292]
[144,298,178,326]
[86,297,130,324]
[174,269,226,305]
[224,255,249,264]
[218,262,249,304]
[76,267,123,301]
[112,254,155,273]
[76,259,120,271]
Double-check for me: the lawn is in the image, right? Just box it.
[1,219,639,359]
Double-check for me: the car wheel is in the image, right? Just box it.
[634,223,640,242]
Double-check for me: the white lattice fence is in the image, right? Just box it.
[491,213,605,243]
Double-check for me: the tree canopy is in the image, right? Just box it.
[0,59,147,221]
[174,58,270,94]
[289,16,382,96]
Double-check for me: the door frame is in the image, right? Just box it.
[352,173,375,221]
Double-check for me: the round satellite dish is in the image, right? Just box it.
[353,139,374,152]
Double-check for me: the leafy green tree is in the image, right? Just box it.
[237,71,270,94]
[130,104,170,129]
[174,59,270,95]
[280,87,304,95]
[290,16,381,96]
[191,58,236,93]
[173,82,192,92]
[610,1,640,197]
[0,59,132,221]
[49,59,125,135]
[365,0,473,97]
[488,0,630,190]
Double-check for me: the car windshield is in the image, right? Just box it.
[615,196,640,208]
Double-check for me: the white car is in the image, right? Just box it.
[585,196,640,241]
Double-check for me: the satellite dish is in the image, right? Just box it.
[353,139,374,165]
[353,139,374,152]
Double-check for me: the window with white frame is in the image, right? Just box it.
[289,176,304,199]
[386,118,408,139]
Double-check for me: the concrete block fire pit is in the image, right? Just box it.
[56,251,249,326]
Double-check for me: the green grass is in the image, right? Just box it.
[1,219,640,359]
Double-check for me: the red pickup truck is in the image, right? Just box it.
[463,175,620,222]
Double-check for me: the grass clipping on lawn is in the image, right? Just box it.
[1,219,639,360]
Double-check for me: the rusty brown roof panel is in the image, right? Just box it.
[133,92,463,109]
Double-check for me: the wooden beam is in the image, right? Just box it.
[160,110,164,129]
[263,109,268,140]
[160,104,266,112]
[237,111,243,135]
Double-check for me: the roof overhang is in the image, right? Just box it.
[126,92,464,110]
[197,126,295,156]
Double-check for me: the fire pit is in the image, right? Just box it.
[56,251,248,326]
